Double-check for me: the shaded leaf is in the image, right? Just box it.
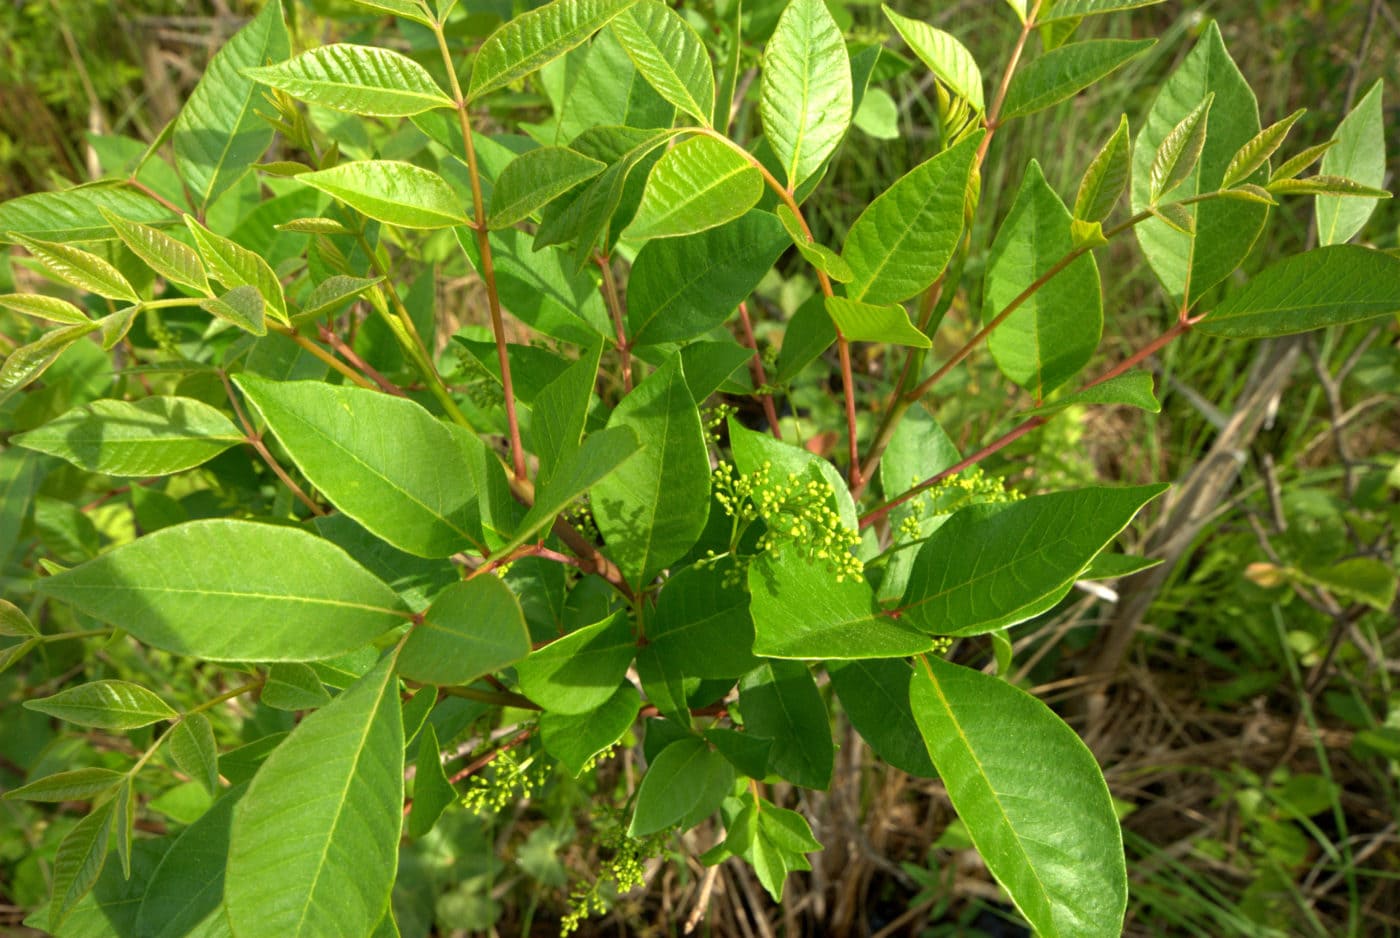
[48,799,116,930]
[630,737,734,836]
[407,723,455,838]
[828,659,936,776]
[739,661,832,789]
[516,610,635,714]
[169,713,221,796]
[489,146,605,229]
[1017,372,1160,417]
[399,577,531,686]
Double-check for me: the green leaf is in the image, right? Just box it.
[540,684,641,776]
[0,599,39,638]
[1081,552,1160,580]
[262,662,334,711]
[1017,372,1160,418]
[0,185,172,242]
[1222,108,1304,189]
[301,275,382,320]
[168,713,220,796]
[761,0,853,190]
[610,0,716,124]
[984,160,1103,397]
[173,0,290,210]
[843,131,980,305]
[9,233,139,302]
[775,204,854,282]
[468,0,640,100]
[774,293,836,383]
[297,160,469,229]
[1317,81,1385,245]
[1297,558,1397,613]
[244,44,454,116]
[531,342,602,490]
[749,551,934,659]
[1131,22,1266,303]
[113,779,136,878]
[26,680,177,729]
[408,723,456,838]
[48,799,116,931]
[38,519,404,661]
[13,396,241,477]
[647,563,758,678]
[1195,245,1400,338]
[100,208,211,295]
[1074,115,1131,222]
[911,656,1126,938]
[399,577,531,686]
[1040,0,1164,22]
[883,6,983,112]
[0,293,90,325]
[630,737,734,836]
[628,210,789,346]
[488,147,606,229]
[1002,39,1152,120]
[739,661,833,789]
[1270,175,1391,199]
[516,610,635,714]
[201,284,266,335]
[0,638,38,675]
[626,135,763,240]
[900,485,1167,636]
[2,767,125,803]
[828,659,937,776]
[730,793,822,900]
[500,424,641,558]
[703,728,771,780]
[236,375,486,558]
[227,654,403,938]
[0,322,98,400]
[134,782,246,938]
[342,0,433,25]
[1149,93,1213,202]
[1272,141,1337,184]
[592,356,710,587]
[824,296,930,348]
[729,418,857,529]
[185,216,289,322]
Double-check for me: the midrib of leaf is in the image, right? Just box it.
[292,661,393,938]
[204,17,282,206]
[902,517,1070,615]
[917,658,1052,922]
[768,666,822,783]
[852,191,935,302]
[48,581,403,617]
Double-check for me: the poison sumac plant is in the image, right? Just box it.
[0,0,1395,934]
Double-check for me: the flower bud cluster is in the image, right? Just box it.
[560,816,664,934]
[897,467,1023,542]
[460,748,544,815]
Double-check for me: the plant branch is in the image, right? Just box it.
[977,0,1042,165]
[598,253,633,393]
[313,321,405,396]
[263,322,378,390]
[737,301,782,439]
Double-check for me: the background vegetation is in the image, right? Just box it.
[1,0,1397,935]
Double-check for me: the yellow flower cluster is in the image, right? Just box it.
[460,748,543,815]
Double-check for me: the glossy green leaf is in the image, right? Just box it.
[761,0,853,189]
[900,485,1167,635]
[611,0,715,124]
[0,599,39,638]
[407,723,455,838]
[13,396,241,477]
[630,737,734,836]
[227,654,403,938]
[828,659,937,776]
[100,208,211,294]
[262,662,334,711]
[626,135,763,240]
[0,322,98,400]
[236,375,485,558]
[174,0,290,209]
[468,0,640,100]
[628,210,788,345]
[824,296,930,348]
[134,783,245,938]
[775,204,853,282]
[26,680,177,729]
[739,661,833,789]
[244,44,453,116]
[489,147,606,229]
[185,217,289,322]
[1074,115,1131,222]
[1002,39,1152,120]
[540,684,641,776]
[38,519,405,661]
[399,577,531,685]
[1148,93,1212,202]
[1221,108,1303,189]
[883,6,983,111]
[48,799,116,930]
[0,293,89,325]
[297,160,469,229]
[1018,371,1160,417]
[912,656,1126,938]
[516,610,635,714]
[843,132,980,305]
[592,356,710,587]
[2,767,125,803]
[1195,245,1400,338]
[745,798,822,902]
[10,233,139,302]
[984,160,1103,397]
[1040,0,1164,21]
[0,185,172,243]
[1131,22,1266,303]
[648,563,758,678]
[749,551,933,659]
[1317,81,1385,245]
[169,713,221,796]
